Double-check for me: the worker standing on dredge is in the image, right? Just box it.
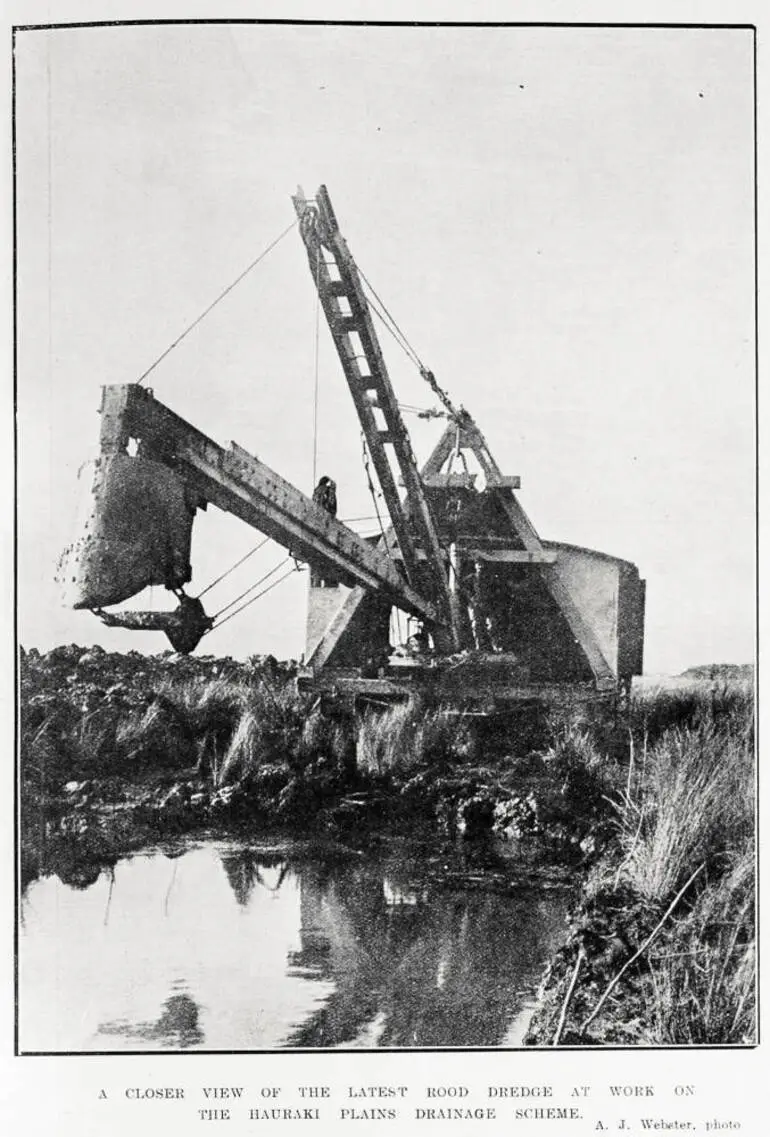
[311,476,338,587]
[312,475,337,518]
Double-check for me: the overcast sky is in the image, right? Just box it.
[15,21,755,673]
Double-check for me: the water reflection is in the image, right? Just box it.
[219,849,289,907]
[99,990,204,1048]
[279,857,562,1048]
[19,839,567,1052]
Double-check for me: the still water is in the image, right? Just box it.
[19,838,568,1051]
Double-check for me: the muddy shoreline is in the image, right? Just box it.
[20,644,602,882]
[19,645,755,1046]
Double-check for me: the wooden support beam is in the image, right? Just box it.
[423,472,477,489]
[305,585,367,671]
[419,417,520,488]
[299,672,617,701]
[468,548,558,564]
[485,474,521,489]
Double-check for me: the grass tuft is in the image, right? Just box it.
[356,703,420,778]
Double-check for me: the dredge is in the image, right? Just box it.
[57,186,645,708]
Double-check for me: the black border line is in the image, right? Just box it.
[15,1044,758,1056]
[12,20,760,32]
[753,19,761,1052]
[12,17,760,1059]
[12,20,19,1062]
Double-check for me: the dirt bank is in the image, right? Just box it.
[19,644,610,892]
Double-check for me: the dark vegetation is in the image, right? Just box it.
[680,663,753,682]
[524,679,755,1046]
[19,644,755,1046]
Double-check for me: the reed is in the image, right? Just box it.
[627,677,753,746]
[354,702,474,779]
[595,680,755,1043]
[615,702,753,907]
[646,850,755,1044]
[355,702,420,777]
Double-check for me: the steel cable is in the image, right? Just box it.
[195,536,272,599]
[136,217,298,386]
[206,564,301,633]
[210,557,292,620]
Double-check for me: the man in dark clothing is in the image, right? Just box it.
[312,475,337,518]
[311,476,338,587]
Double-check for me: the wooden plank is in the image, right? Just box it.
[485,474,521,489]
[420,423,459,480]
[468,548,558,564]
[423,473,477,489]
[301,672,616,702]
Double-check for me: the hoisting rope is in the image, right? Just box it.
[417,365,464,424]
[357,265,424,370]
[311,245,322,485]
[195,536,272,599]
[360,430,393,559]
[357,264,464,423]
[204,562,303,635]
[135,217,298,387]
[398,401,447,420]
[210,556,292,621]
[358,433,406,647]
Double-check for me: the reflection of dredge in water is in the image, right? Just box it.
[216,846,564,1049]
[218,848,289,908]
[57,185,644,708]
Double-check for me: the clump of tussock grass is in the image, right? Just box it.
[153,675,253,777]
[525,681,755,1047]
[157,674,251,728]
[217,708,262,787]
[614,708,754,907]
[356,702,420,778]
[355,701,474,780]
[297,703,355,771]
[542,710,606,772]
[215,680,314,787]
[574,682,756,1045]
[21,680,136,780]
[646,849,755,1044]
[114,695,194,773]
[419,707,477,766]
[536,710,614,832]
[628,678,753,747]
[79,671,306,785]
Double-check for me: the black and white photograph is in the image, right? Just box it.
[11,7,757,1085]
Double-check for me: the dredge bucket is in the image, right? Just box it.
[56,453,195,609]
